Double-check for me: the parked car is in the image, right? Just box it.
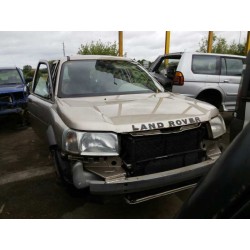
[149,52,246,111]
[230,51,250,141]
[0,67,31,125]
[28,55,226,203]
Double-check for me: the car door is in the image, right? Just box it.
[219,56,245,111]
[28,61,54,140]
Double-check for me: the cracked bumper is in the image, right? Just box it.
[87,158,215,195]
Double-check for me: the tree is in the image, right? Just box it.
[23,65,33,77]
[26,69,35,78]
[197,35,246,55]
[77,40,118,56]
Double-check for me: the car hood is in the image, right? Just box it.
[0,84,25,94]
[55,92,218,133]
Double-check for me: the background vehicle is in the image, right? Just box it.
[28,55,226,204]
[0,67,31,125]
[230,51,250,141]
[149,52,245,111]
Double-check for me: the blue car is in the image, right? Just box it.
[0,67,30,124]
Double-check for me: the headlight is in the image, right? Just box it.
[209,114,226,139]
[63,130,119,156]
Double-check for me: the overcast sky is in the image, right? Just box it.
[0,31,248,68]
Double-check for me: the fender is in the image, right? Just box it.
[46,125,57,147]
[196,86,225,102]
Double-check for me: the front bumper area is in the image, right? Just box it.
[72,158,216,195]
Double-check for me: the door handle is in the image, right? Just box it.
[223,80,229,83]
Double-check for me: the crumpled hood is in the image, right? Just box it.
[0,84,25,94]
[55,92,218,133]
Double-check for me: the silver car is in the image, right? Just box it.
[149,52,246,111]
[28,55,226,203]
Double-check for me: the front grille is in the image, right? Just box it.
[12,92,25,101]
[120,126,207,176]
[0,92,25,103]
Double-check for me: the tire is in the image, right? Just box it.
[14,109,30,129]
[50,148,91,197]
[50,148,73,186]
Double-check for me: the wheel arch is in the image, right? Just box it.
[46,125,57,148]
[196,88,224,109]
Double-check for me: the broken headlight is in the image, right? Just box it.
[209,114,226,139]
[63,129,119,156]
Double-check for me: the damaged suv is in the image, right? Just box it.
[28,56,226,203]
[0,67,29,124]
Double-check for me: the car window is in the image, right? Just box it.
[192,55,219,75]
[51,61,59,93]
[221,57,244,76]
[33,63,51,99]
[0,69,23,85]
[58,60,161,97]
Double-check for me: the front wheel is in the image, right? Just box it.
[50,148,73,186]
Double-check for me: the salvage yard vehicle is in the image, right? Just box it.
[28,55,226,204]
[149,52,245,111]
[0,67,30,125]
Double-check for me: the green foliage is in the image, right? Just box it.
[48,60,55,68]
[197,35,246,55]
[26,69,35,78]
[23,65,33,77]
[77,40,118,56]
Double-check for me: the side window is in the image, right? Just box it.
[192,55,219,75]
[222,58,244,76]
[33,63,51,99]
[51,62,59,93]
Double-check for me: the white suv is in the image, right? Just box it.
[149,52,245,111]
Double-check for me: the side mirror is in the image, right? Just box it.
[26,81,32,94]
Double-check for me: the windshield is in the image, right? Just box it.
[58,60,162,97]
[0,69,23,85]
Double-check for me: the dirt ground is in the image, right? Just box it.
[0,113,232,219]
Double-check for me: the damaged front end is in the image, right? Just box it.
[0,91,28,116]
[61,116,225,203]
[0,91,29,127]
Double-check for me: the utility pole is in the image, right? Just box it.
[207,31,213,53]
[118,31,123,57]
[62,42,66,56]
[164,31,171,66]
